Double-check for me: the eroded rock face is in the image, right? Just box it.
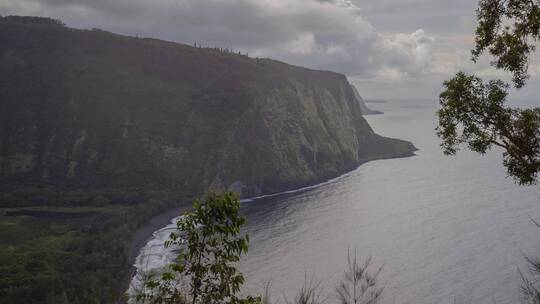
[0,17,415,198]
[350,85,383,115]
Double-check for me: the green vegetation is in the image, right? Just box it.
[0,15,415,199]
[136,192,383,304]
[437,1,540,302]
[138,192,260,304]
[0,16,413,303]
[437,0,540,185]
[437,72,540,185]
[0,190,189,304]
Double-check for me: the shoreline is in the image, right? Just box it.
[242,149,417,203]
[121,147,417,302]
[121,203,191,302]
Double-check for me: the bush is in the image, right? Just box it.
[137,192,260,304]
[136,192,384,304]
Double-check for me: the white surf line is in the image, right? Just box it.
[127,164,362,301]
[240,166,357,203]
[127,215,184,302]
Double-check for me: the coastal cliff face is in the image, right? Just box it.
[0,16,415,199]
[351,85,383,115]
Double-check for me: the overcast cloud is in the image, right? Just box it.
[1,0,539,100]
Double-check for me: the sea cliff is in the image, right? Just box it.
[0,16,415,199]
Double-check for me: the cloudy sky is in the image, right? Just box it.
[1,0,539,101]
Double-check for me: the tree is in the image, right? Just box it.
[335,251,383,304]
[438,1,540,302]
[437,0,540,185]
[137,192,261,304]
[134,191,385,304]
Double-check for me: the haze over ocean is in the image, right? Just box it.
[237,99,540,304]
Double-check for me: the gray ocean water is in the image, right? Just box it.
[130,99,540,304]
[238,99,540,304]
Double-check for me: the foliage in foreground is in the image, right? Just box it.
[438,1,540,302]
[521,254,540,304]
[437,72,540,185]
[437,0,540,185]
[336,252,384,304]
[520,218,540,304]
[136,192,384,304]
[137,192,260,304]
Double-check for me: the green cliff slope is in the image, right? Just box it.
[0,16,417,303]
[0,16,415,199]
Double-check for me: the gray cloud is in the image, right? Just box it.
[1,0,530,100]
